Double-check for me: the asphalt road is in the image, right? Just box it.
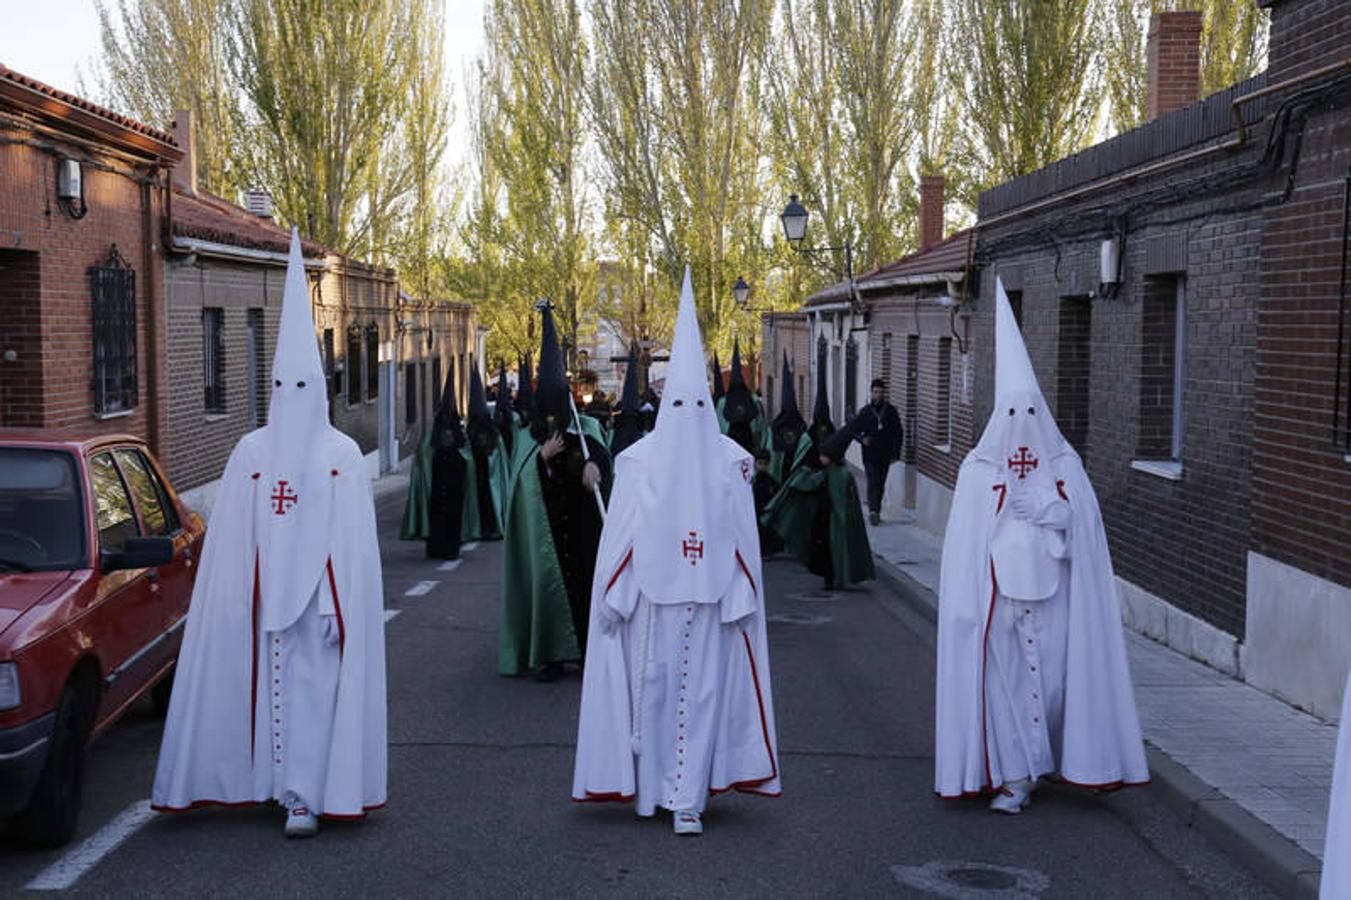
[0,489,1276,898]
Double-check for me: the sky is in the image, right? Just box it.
[0,0,487,165]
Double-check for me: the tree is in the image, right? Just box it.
[93,0,245,198]
[589,0,775,358]
[948,0,1105,190]
[1104,0,1269,134]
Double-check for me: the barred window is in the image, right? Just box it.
[937,337,953,445]
[90,247,137,415]
[248,310,267,427]
[405,362,418,425]
[323,328,336,398]
[203,308,225,414]
[432,356,442,411]
[365,324,380,400]
[1138,275,1186,462]
[346,325,362,407]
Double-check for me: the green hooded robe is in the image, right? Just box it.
[763,461,875,589]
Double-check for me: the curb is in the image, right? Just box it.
[870,553,1324,900]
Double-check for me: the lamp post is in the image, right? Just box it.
[780,193,866,420]
[733,276,774,395]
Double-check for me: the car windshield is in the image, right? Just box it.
[0,448,86,571]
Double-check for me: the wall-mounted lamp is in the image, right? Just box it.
[56,158,87,220]
[1099,236,1122,299]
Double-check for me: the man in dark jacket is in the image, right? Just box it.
[849,378,903,526]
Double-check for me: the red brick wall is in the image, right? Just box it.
[0,249,43,426]
[1146,11,1202,120]
[1266,0,1351,82]
[1252,0,1351,589]
[868,295,973,489]
[1056,295,1092,454]
[0,136,166,448]
[761,313,811,419]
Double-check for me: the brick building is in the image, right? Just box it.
[160,109,478,513]
[1246,0,1351,719]
[971,6,1351,716]
[858,190,975,530]
[759,310,812,421]
[0,66,181,451]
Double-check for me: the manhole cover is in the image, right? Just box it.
[766,612,833,626]
[890,861,1050,898]
[788,590,839,603]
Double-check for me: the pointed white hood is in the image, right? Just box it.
[256,229,338,630]
[971,276,1070,470]
[631,268,739,604]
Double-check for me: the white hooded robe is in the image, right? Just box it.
[934,278,1148,798]
[572,269,780,814]
[152,230,387,819]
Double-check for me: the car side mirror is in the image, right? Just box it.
[103,536,174,573]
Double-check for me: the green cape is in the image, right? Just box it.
[497,413,609,675]
[460,443,508,541]
[399,430,434,540]
[769,431,813,484]
[762,463,875,588]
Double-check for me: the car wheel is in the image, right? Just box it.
[150,667,173,717]
[14,684,90,848]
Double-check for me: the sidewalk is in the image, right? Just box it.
[864,510,1333,897]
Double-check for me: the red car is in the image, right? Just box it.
[0,431,204,846]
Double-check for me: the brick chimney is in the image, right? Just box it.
[170,108,197,196]
[1146,11,1202,121]
[919,174,945,252]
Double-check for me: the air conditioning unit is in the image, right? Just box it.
[57,158,82,200]
[243,188,274,220]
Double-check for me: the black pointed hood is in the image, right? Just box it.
[722,337,755,426]
[467,363,499,456]
[810,358,834,445]
[772,351,807,452]
[818,423,853,465]
[728,340,748,392]
[494,363,513,426]
[619,343,642,413]
[533,303,570,437]
[514,353,534,421]
[433,359,465,449]
[710,351,724,403]
[610,342,646,459]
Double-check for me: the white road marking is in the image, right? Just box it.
[383,609,402,623]
[27,799,156,891]
[460,542,479,552]
[404,580,439,597]
[437,559,462,572]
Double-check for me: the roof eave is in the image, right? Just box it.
[0,79,181,163]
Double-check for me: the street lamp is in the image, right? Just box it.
[778,194,857,311]
[780,194,809,246]
[733,275,751,308]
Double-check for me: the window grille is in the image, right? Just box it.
[365,323,379,400]
[89,246,137,415]
[346,325,362,406]
[937,337,953,444]
[1334,176,1350,450]
[249,310,267,427]
[203,308,225,414]
[405,362,418,425]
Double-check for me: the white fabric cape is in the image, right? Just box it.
[571,434,781,805]
[152,429,387,817]
[934,444,1149,797]
[1322,673,1351,896]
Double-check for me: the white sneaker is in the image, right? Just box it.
[989,779,1035,815]
[672,810,703,836]
[284,806,320,838]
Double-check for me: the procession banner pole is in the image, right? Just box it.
[568,391,607,522]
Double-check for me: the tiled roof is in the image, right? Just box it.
[0,65,178,148]
[172,189,327,258]
[803,228,974,307]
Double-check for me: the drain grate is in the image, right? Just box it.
[889,860,1050,898]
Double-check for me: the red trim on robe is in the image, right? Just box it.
[734,550,758,596]
[604,548,633,596]
[572,791,637,804]
[251,551,260,765]
[993,483,1007,514]
[151,799,387,819]
[327,557,345,659]
[741,630,778,780]
[1056,479,1068,501]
